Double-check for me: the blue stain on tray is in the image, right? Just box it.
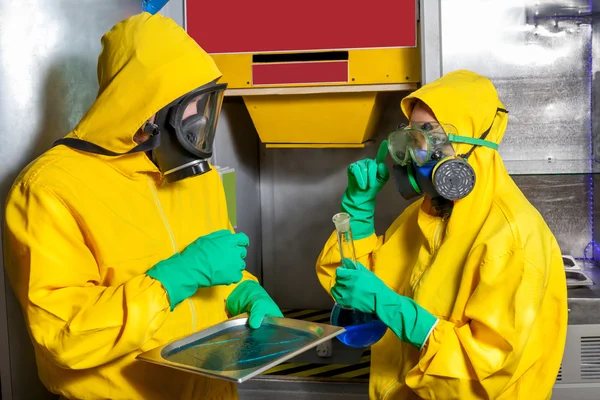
[163,324,316,371]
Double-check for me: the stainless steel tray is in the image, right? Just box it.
[136,314,345,384]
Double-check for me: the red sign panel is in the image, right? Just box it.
[252,61,349,85]
[185,0,417,54]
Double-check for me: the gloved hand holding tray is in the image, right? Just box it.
[136,314,345,383]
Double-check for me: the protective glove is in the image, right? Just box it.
[331,259,438,349]
[341,140,390,239]
[226,280,284,329]
[147,229,249,311]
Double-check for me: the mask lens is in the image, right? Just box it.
[179,89,225,155]
[388,129,429,166]
[409,147,430,166]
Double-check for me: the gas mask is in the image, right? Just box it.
[53,81,227,183]
[389,110,506,201]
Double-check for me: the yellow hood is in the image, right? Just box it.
[401,69,508,182]
[401,70,507,148]
[69,12,221,154]
[401,70,512,231]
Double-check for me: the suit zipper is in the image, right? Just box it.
[147,178,197,332]
[411,214,449,293]
[385,214,448,399]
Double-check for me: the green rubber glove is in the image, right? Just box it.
[341,140,390,239]
[226,280,284,329]
[331,259,438,349]
[147,229,249,311]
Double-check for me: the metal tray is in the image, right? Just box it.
[136,314,345,384]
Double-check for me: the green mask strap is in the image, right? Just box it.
[447,134,499,150]
[451,107,507,159]
[407,163,422,195]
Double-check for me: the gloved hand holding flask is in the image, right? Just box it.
[332,259,438,349]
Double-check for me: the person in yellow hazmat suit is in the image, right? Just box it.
[3,12,283,400]
[316,70,568,399]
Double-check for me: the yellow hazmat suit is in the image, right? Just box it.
[317,70,568,399]
[4,13,256,399]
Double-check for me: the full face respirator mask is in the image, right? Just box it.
[53,81,227,183]
[388,108,507,202]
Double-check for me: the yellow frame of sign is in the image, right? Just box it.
[212,44,421,147]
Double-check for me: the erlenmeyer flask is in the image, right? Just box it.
[330,213,387,348]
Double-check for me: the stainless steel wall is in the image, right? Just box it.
[212,98,262,280]
[592,4,600,260]
[440,0,594,257]
[442,0,592,170]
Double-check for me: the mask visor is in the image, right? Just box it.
[388,129,429,166]
[387,122,456,166]
[173,83,226,159]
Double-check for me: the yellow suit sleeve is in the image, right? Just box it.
[405,250,546,398]
[3,182,171,370]
[316,231,383,294]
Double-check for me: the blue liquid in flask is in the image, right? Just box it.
[330,213,387,348]
[330,304,387,348]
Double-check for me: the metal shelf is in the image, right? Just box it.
[224,83,417,97]
[505,159,600,176]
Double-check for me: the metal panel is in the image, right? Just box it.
[524,0,590,18]
[594,13,600,164]
[513,175,590,258]
[552,325,600,399]
[441,0,592,166]
[557,324,600,384]
[0,1,140,399]
[238,379,369,400]
[592,15,600,261]
[439,0,593,257]
[419,0,443,84]
[594,174,600,262]
[553,384,600,400]
[159,0,184,26]
[212,100,262,279]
